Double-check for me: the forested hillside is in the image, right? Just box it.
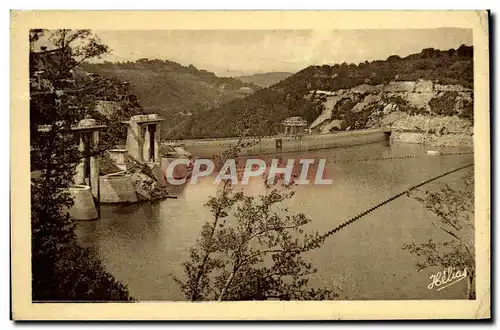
[183,45,473,139]
[81,59,260,138]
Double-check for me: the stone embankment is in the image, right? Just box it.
[126,158,170,202]
[383,112,473,147]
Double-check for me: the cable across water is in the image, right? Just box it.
[300,162,474,252]
[330,151,474,164]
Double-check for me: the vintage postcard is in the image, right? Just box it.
[11,10,490,320]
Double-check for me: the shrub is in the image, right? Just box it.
[404,171,475,299]
[462,100,474,123]
[429,92,459,116]
[30,29,134,302]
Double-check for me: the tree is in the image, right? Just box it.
[175,135,338,301]
[30,29,132,301]
[403,170,475,299]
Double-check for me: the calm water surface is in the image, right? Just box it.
[75,142,474,301]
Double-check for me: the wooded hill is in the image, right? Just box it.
[182,45,473,139]
[81,59,260,138]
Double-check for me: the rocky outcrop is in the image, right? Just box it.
[309,95,344,130]
[130,171,169,202]
[383,112,473,147]
[307,79,473,145]
[381,112,472,134]
[104,155,171,202]
[159,144,192,158]
[351,94,381,113]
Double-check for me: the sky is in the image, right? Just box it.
[91,28,472,77]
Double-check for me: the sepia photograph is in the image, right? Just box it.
[11,10,490,320]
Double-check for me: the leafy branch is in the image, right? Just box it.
[175,116,344,301]
[403,170,475,299]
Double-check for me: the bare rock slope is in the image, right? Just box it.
[308,79,473,146]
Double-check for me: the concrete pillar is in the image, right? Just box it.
[74,134,86,185]
[90,130,100,199]
[71,117,106,207]
[68,184,98,220]
[154,124,160,164]
[124,114,164,164]
[126,120,144,162]
[142,125,150,162]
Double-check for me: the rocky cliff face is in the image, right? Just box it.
[307,79,473,146]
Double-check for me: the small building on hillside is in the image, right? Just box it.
[282,116,308,135]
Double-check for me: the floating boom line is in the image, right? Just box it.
[300,162,474,253]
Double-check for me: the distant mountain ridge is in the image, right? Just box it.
[234,72,294,87]
[81,59,260,138]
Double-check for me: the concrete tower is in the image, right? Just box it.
[72,117,106,199]
[123,114,165,164]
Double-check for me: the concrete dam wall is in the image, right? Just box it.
[169,129,391,157]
